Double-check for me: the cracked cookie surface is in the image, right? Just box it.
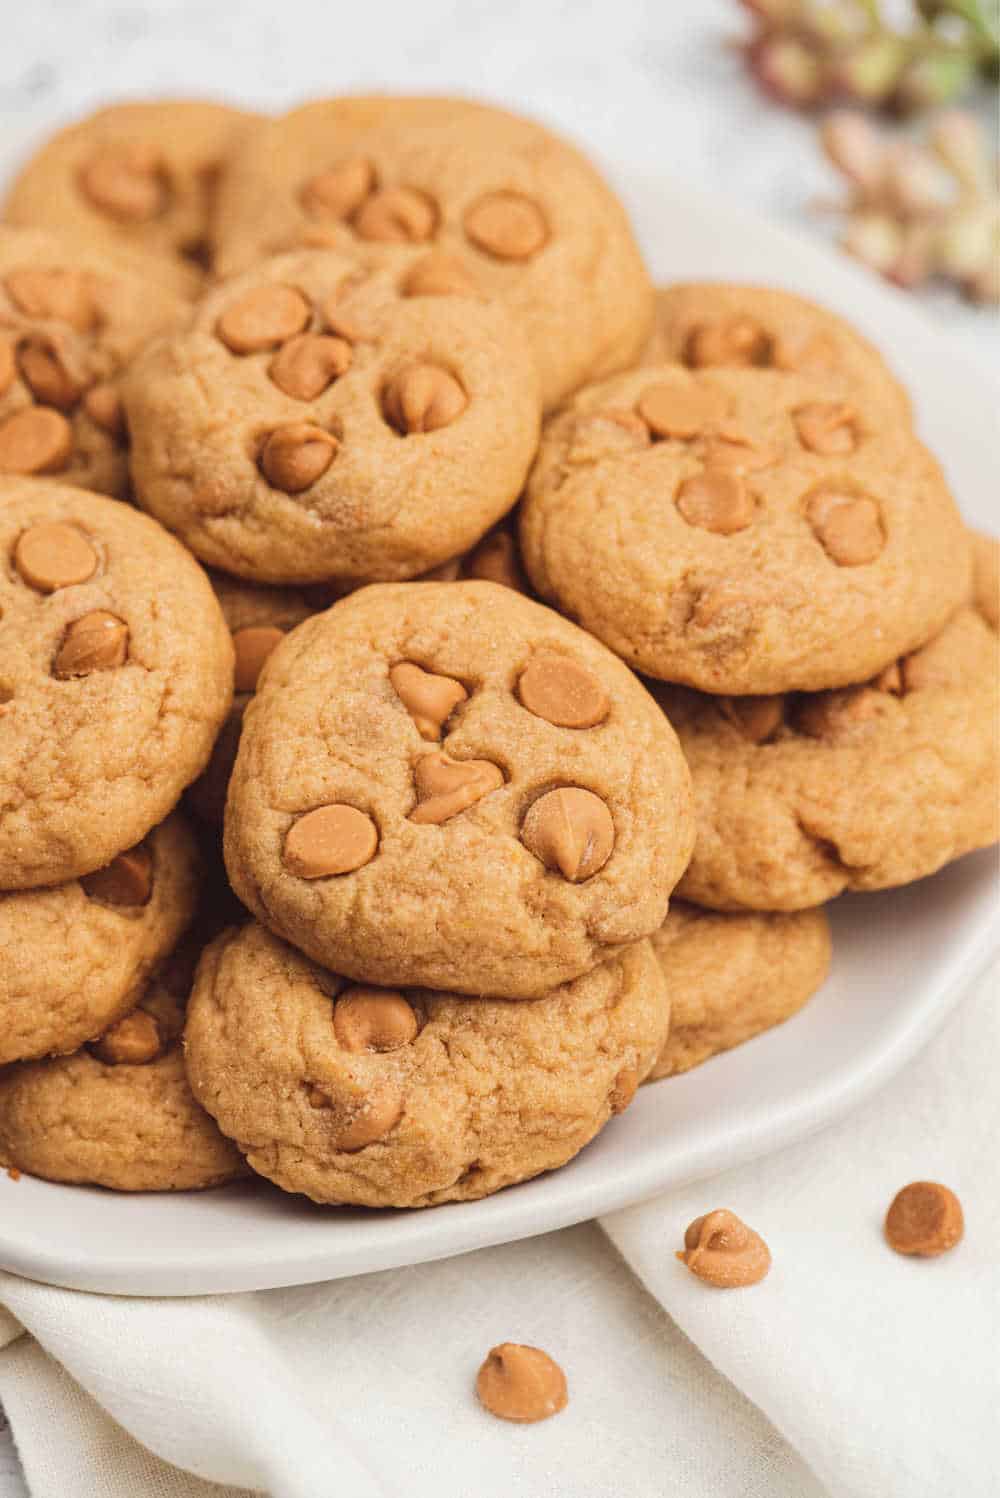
[185,920,669,1208]
[224,580,694,998]
[0,480,234,888]
[520,362,969,694]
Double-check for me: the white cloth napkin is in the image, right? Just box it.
[1,963,995,1498]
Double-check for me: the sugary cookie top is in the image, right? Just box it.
[224,580,694,998]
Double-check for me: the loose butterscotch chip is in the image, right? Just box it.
[389,661,468,740]
[464,192,549,261]
[90,1008,163,1066]
[53,610,129,678]
[284,805,379,878]
[333,988,418,1053]
[353,186,437,243]
[4,268,96,331]
[677,471,754,535]
[0,407,74,475]
[82,382,125,437]
[676,1209,771,1287]
[232,625,285,693]
[476,1344,568,1424]
[794,402,859,456]
[383,364,467,434]
[332,1081,404,1151]
[17,335,86,410]
[517,654,610,729]
[401,253,478,298]
[409,750,504,824]
[0,340,14,398]
[300,158,376,221]
[259,422,338,492]
[637,380,727,440]
[216,284,311,355]
[609,1066,639,1114]
[807,491,884,566]
[80,843,153,907]
[719,694,785,743]
[521,787,614,882]
[685,317,772,369]
[885,1182,964,1257]
[79,144,168,222]
[14,520,97,591]
[464,529,525,592]
[268,333,352,400]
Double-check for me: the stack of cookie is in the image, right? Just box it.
[0,95,995,1206]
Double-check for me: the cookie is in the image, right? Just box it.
[124,249,541,585]
[643,282,910,421]
[0,812,200,1064]
[4,100,257,297]
[658,606,999,911]
[185,921,669,1208]
[645,901,831,1080]
[224,581,694,998]
[421,516,529,594]
[520,362,970,694]
[0,929,247,1192]
[211,97,653,409]
[0,480,233,889]
[971,528,998,632]
[0,226,185,496]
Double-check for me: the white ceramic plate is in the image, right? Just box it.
[1,172,997,1297]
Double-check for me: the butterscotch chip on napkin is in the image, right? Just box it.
[677,1209,771,1288]
[0,481,234,889]
[223,581,694,998]
[645,902,831,1080]
[476,1344,568,1423]
[210,96,653,409]
[184,920,668,1208]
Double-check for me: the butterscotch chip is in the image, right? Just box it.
[332,1081,403,1151]
[401,253,478,298]
[14,521,97,591]
[807,491,884,566]
[0,407,74,476]
[718,694,784,743]
[259,422,338,492]
[521,787,614,882]
[517,654,610,728]
[794,402,859,456]
[82,382,125,437]
[637,380,727,440]
[284,805,379,878]
[4,268,96,331]
[53,610,129,678]
[409,750,504,824]
[216,284,311,355]
[676,1209,771,1287]
[0,340,15,398]
[79,144,168,222]
[80,844,153,907]
[476,1344,567,1423]
[383,364,467,434]
[676,471,754,535]
[685,317,772,369]
[698,426,776,473]
[609,1066,639,1114]
[885,1182,964,1257]
[89,1008,163,1066]
[389,661,468,740]
[464,192,549,261]
[333,988,418,1052]
[353,186,436,243]
[268,333,351,400]
[300,158,376,220]
[17,335,86,410]
[232,625,285,693]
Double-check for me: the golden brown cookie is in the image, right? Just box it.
[421,516,530,594]
[645,901,831,1080]
[224,581,694,998]
[0,481,233,889]
[4,100,257,297]
[211,97,652,409]
[124,249,541,585]
[0,933,247,1191]
[658,607,999,910]
[185,921,669,1208]
[520,363,970,694]
[0,226,185,497]
[643,283,910,421]
[0,812,200,1064]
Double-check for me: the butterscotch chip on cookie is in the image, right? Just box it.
[645,902,831,1080]
[0,227,185,497]
[0,481,233,889]
[211,97,652,408]
[223,581,694,998]
[184,921,669,1207]
[124,249,541,585]
[4,100,257,297]
[520,363,970,694]
[657,606,999,911]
